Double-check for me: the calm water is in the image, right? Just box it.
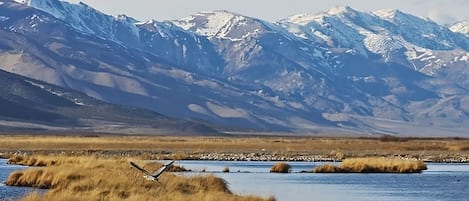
[0,159,29,201]
[176,161,469,201]
[1,159,468,201]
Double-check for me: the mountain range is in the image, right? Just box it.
[1,0,469,136]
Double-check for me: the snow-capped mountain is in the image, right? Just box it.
[281,6,469,75]
[14,0,140,43]
[11,0,224,74]
[1,0,469,136]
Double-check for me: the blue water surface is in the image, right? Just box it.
[0,159,30,201]
[1,159,468,201]
[176,161,469,201]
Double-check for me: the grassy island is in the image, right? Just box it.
[313,157,427,173]
[269,162,291,173]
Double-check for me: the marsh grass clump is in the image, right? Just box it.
[168,164,189,172]
[5,155,273,201]
[7,155,84,167]
[7,155,24,164]
[313,157,427,173]
[269,162,291,173]
[312,164,344,173]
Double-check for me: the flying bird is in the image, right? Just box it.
[130,160,175,181]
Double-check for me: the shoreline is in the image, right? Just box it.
[1,151,468,163]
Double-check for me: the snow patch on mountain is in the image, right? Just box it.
[0,16,9,21]
[173,10,271,41]
[285,13,323,26]
[15,0,141,42]
[136,19,177,38]
[13,0,29,4]
[24,80,88,106]
[206,102,251,119]
[450,21,469,36]
[174,10,244,38]
[188,104,212,116]
[372,9,401,21]
[363,34,400,54]
[195,11,238,37]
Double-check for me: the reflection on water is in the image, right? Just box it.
[176,161,469,201]
[1,159,468,201]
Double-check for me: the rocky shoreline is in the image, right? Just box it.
[193,152,469,163]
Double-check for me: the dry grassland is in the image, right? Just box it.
[1,135,468,161]
[5,155,274,201]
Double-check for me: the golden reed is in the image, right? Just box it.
[6,155,275,201]
[313,157,427,173]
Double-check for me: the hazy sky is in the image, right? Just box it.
[66,0,468,24]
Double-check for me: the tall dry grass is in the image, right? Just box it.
[313,157,427,173]
[5,155,274,201]
[7,155,88,167]
[1,135,468,165]
[269,163,291,173]
[2,135,468,155]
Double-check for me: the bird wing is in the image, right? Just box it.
[152,161,174,179]
[130,161,153,177]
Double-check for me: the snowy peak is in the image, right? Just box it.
[173,10,270,40]
[450,21,469,36]
[15,0,67,19]
[374,9,467,50]
[284,13,321,26]
[285,6,368,25]
[284,6,468,48]
[173,10,241,36]
[373,9,406,21]
[325,6,357,16]
[13,0,142,43]
[135,19,178,38]
[279,5,469,72]
[372,8,444,34]
[115,14,138,24]
[16,0,94,20]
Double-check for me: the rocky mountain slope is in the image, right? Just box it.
[0,69,217,134]
[1,0,469,136]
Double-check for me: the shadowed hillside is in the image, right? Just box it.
[0,69,218,135]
